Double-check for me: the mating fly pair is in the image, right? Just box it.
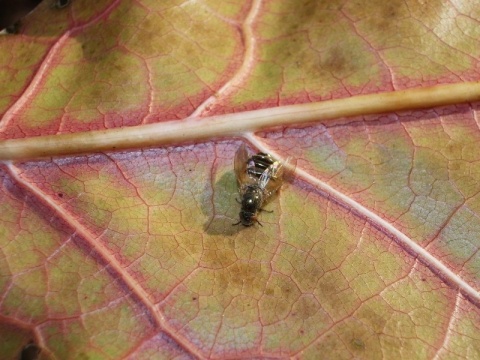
[234,144,295,226]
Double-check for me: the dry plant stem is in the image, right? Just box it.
[1,82,480,161]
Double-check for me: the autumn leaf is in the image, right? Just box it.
[1,0,480,359]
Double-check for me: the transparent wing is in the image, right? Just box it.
[259,156,297,199]
[234,143,248,180]
[281,156,297,183]
[234,143,255,190]
[258,162,278,189]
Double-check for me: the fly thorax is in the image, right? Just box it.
[242,186,264,211]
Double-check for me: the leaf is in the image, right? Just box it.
[1,0,480,359]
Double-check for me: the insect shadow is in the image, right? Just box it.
[201,171,240,236]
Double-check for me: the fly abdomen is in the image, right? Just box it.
[247,153,276,178]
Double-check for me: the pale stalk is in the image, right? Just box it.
[1,82,480,161]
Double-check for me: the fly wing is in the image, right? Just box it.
[259,156,297,199]
[234,143,255,190]
[280,156,297,183]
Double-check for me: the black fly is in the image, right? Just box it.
[233,144,295,226]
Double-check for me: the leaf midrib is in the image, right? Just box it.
[2,82,480,161]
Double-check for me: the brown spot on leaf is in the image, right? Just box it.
[201,247,237,269]
[352,338,365,350]
[361,0,407,33]
[228,262,269,296]
[358,306,387,333]
[260,274,301,325]
[212,261,269,300]
[294,296,318,320]
[322,46,348,74]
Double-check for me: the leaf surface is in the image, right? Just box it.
[1,0,480,359]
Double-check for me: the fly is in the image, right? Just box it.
[233,144,295,226]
